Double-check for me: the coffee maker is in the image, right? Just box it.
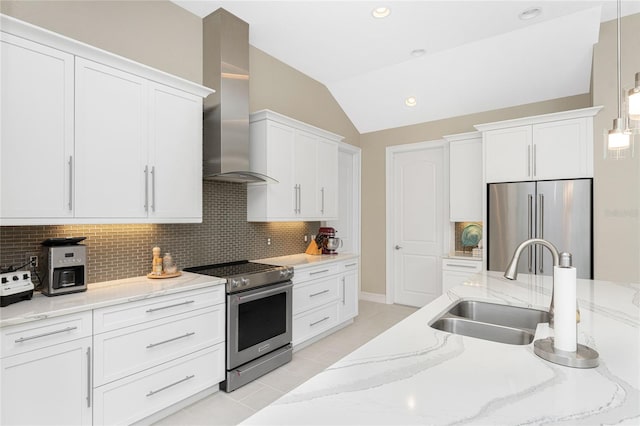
[317,227,342,255]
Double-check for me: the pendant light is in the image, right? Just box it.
[606,0,631,158]
[629,72,640,121]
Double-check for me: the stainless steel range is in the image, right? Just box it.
[184,261,294,392]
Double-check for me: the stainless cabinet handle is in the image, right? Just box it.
[538,193,544,273]
[298,184,302,214]
[321,187,325,214]
[293,185,299,214]
[395,245,402,250]
[310,317,330,327]
[527,146,531,177]
[145,300,194,313]
[144,166,149,212]
[309,289,329,298]
[14,326,78,343]
[528,194,533,272]
[146,332,195,349]
[310,269,329,275]
[342,277,346,304]
[344,263,357,268]
[68,156,73,211]
[146,375,195,397]
[151,166,156,212]
[445,264,477,269]
[533,144,537,177]
[86,347,92,408]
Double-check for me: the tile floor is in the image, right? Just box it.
[153,300,418,426]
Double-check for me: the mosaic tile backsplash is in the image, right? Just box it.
[0,181,318,286]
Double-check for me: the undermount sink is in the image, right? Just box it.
[430,300,550,345]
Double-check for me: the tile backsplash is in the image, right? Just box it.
[0,181,318,286]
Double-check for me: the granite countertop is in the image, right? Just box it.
[255,253,359,268]
[243,271,640,425]
[0,272,225,328]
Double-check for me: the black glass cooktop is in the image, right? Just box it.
[184,261,280,278]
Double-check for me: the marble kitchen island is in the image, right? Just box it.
[243,271,639,425]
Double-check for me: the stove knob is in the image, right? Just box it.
[230,279,240,288]
[241,278,249,287]
[23,273,29,280]
[1,277,7,284]
[12,275,19,281]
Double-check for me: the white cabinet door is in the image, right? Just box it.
[533,118,591,180]
[1,34,74,222]
[441,259,482,293]
[1,337,92,426]
[316,138,339,219]
[449,136,482,221]
[74,58,148,219]
[338,269,358,322]
[484,125,532,183]
[148,83,203,221]
[294,129,318,217]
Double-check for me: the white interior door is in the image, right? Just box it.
[388,143,445,307]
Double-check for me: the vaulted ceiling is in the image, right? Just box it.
[172,1,640,134]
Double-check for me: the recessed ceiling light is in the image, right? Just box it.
[410,49,426,58]
[405,96,417,107]
[519,7,541,20]
[372,7,391,19]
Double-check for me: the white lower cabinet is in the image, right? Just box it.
[292,258,359,348]
[92,287,225,424]
[92,344,224,426]
[441,259,482,293]
[1,312,93,426]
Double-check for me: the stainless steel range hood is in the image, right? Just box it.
[202,8,276,183]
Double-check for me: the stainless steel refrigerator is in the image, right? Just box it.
[487,179,592,279]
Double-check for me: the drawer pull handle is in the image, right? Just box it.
[86,347,92,408]
[146,374,195,397]
[445,264,478,269]
[309,289,330,298]
[310,269,330,276]
[146,300,195,313]
[344,263,357,268]
[310,316,330,327]
[14,326,78,343]
[146,332,195,349]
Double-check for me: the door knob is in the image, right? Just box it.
[395,245,402,250]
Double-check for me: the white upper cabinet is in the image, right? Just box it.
[445,132,482,222]
[1,33,74,221]
[476,107,601,183]
[0,14,213,225]
[75,58,148,219]
[248,110,342,222]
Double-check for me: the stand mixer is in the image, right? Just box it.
[317,227,343,254]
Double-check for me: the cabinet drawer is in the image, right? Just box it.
[441,259,482,273]
[1,311,92,358]
[293,263,340,284]
[93,343,224,426]
[94,305,224,386]
[339,259,359,272]
[292,303,339,347]
[293,276,339,315]
[93,286,224,334]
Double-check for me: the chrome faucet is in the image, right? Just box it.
[503,238,574,325]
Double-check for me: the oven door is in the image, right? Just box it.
[227,281,292,369]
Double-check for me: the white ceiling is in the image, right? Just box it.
[171,1,640,134]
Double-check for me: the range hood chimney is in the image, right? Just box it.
[202,8,276,183]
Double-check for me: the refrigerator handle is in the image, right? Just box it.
[528,194,533,272]
[538,193,545,273]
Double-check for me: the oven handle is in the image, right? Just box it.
[236,282,292,303]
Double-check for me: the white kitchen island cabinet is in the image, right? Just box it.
[0,32,75,222]
[0,312,93,426]
[248,110,342,222]
[0,14,213,225]
[477,106,602,183]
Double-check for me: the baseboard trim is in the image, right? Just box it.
[359,291,388,304]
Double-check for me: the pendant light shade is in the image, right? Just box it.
[629,72,640,121]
